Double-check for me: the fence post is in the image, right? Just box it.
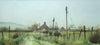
[2,31,4,40]
[9,26,10,40]
[73,32,75,40]
[83,25,86,40]
[69,33,71,39]
[67,30,69,39]
[91,27,93,34]
[78,29,82,40]
[64,34,65,43]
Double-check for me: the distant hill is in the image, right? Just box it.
[0,22,27,29]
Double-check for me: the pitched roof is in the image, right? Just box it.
[60,27,65,30]
[39,22,49,30]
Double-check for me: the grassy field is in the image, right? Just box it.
[0,30,100,45]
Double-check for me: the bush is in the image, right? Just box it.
[54,31,61,37]
[89,31,100,44]
[49,31,53,36]
[43,30,49,34]
[13,33,19,39]
[55,40,62,44]
[0,40,14,45]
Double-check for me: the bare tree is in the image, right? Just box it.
[0,27,8,31]
[28,23,39,30]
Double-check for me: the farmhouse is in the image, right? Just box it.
[60,27,65,30]
[39,22,49,30]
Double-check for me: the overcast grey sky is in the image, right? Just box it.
[0,0,100,27]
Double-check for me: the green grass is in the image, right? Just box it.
[0,30,99,45]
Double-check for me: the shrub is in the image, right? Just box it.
[55,40,62,44]
[43,30,49,34]
[89,31,100,44]
[49,31,53,36]
[13,33,19,39]
[0,40,14,45]
[54,31,61,37]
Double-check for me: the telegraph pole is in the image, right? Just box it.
[66,6,69,39]
[53,17,55,30]
[66,6,68,30]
